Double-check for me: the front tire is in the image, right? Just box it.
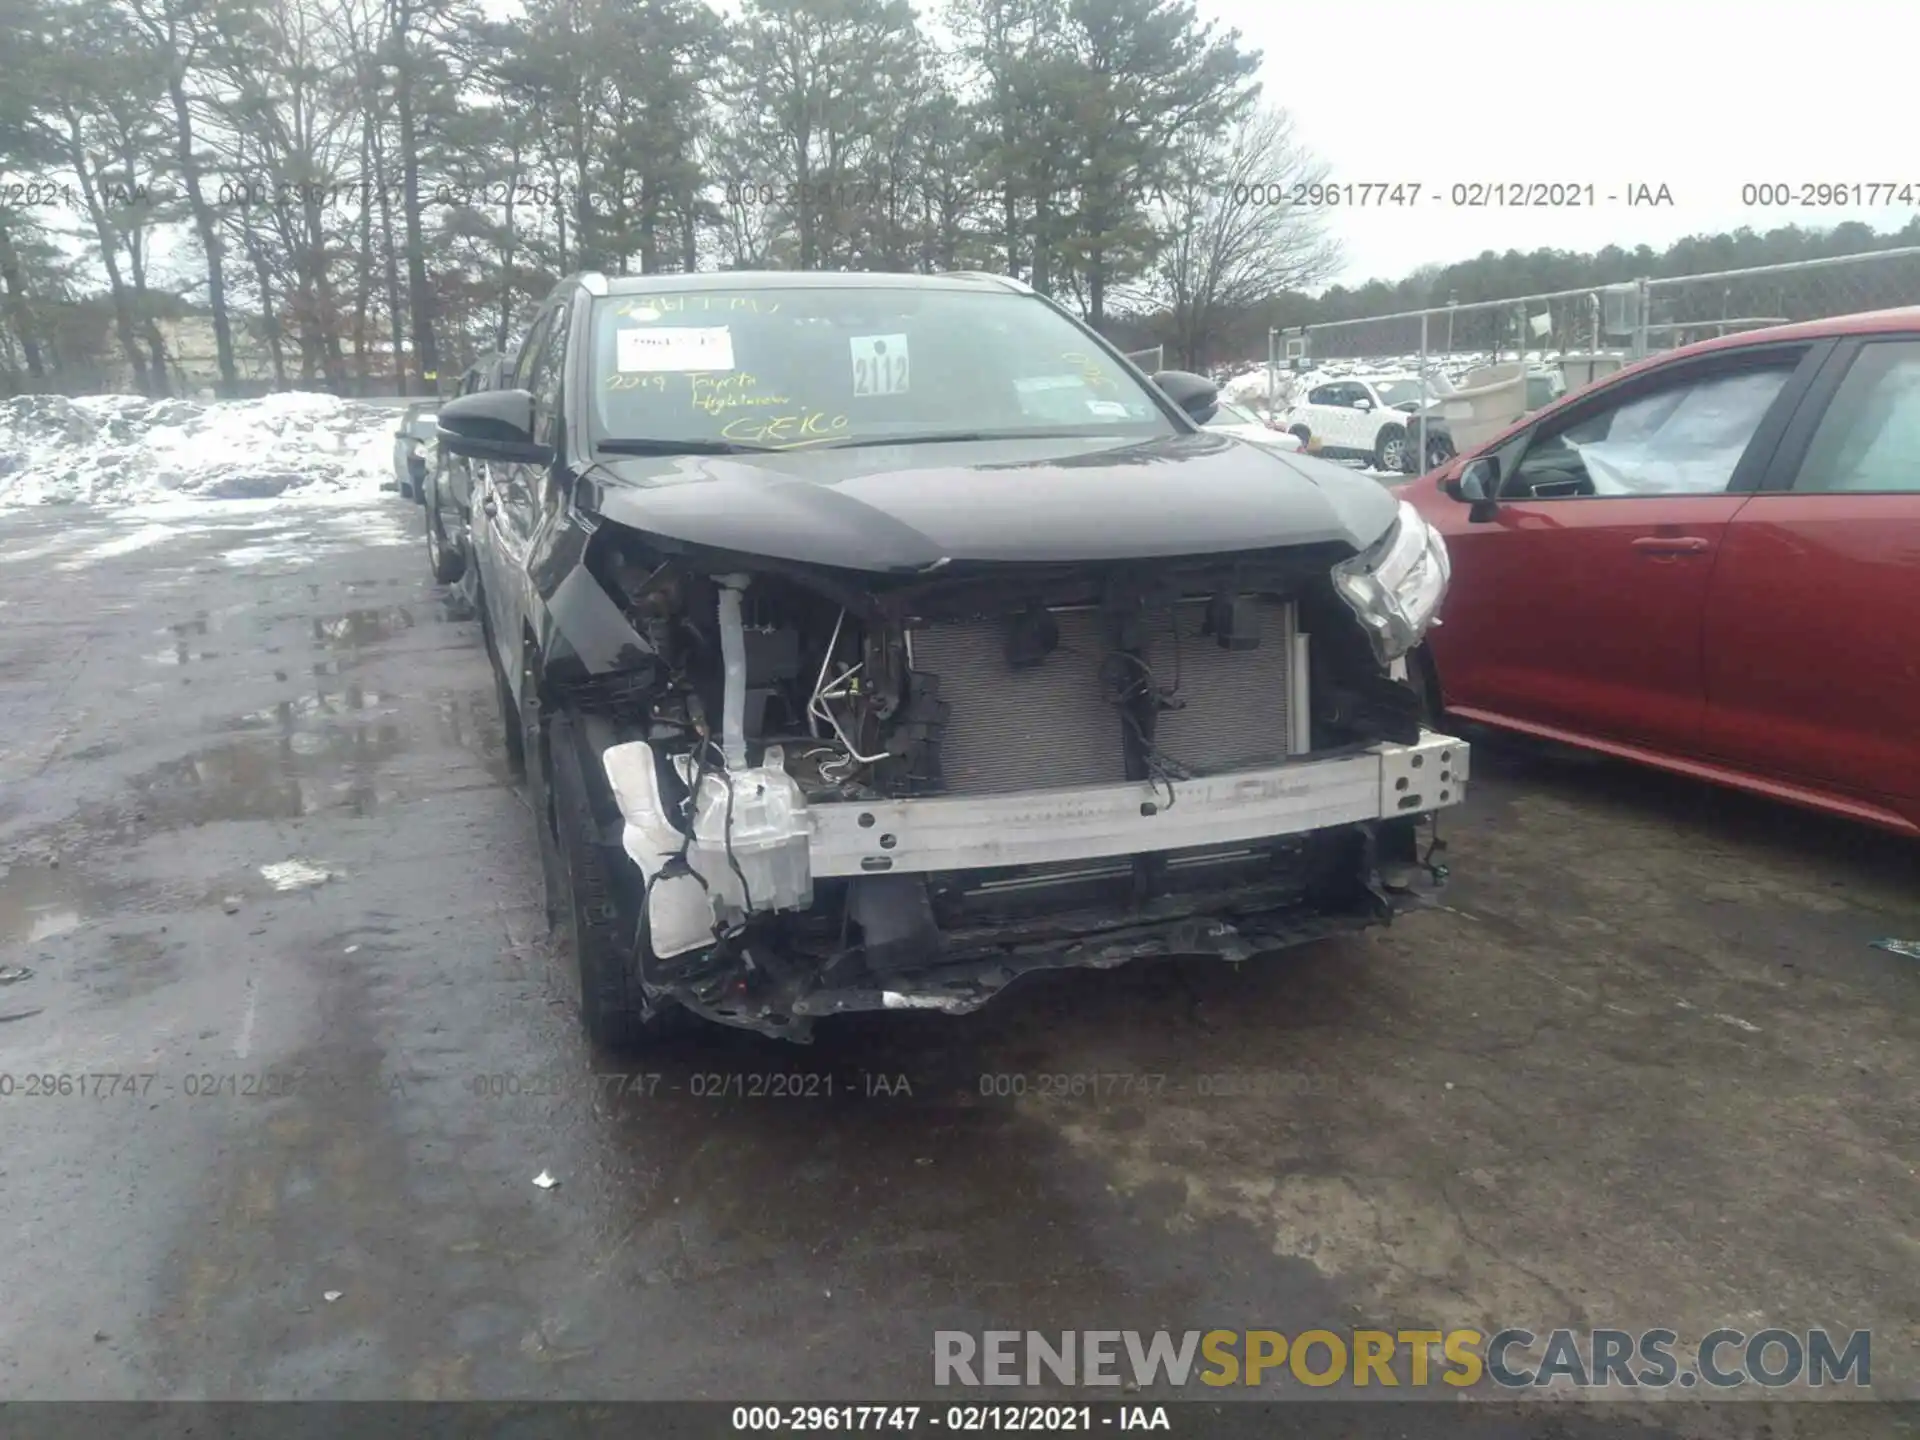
[1373,424,1408,473]
[1417,430,1455,474]
[546,708,682,1050]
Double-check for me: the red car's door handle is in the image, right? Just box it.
[1632,535,1710,554]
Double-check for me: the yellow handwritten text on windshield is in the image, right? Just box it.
[1060,351,1117,393]
[606,373,669,391]
[691,372,792,415]
[613,295,779,319]
[721,410,850,448]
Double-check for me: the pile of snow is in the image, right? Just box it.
[0,391,400,509]
[1220,366,1337,414]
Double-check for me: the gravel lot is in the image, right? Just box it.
[0,499,1913,1429]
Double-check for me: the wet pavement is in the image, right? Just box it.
[0,500,1915,1420]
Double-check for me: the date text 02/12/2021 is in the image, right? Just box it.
[730,1406,1171,1432]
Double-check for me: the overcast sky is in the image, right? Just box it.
[1194,0,1915,286]
[120,0,1920,297]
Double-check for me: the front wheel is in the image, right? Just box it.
[546,708,684,1050]
[1373,424,1408,473]
[1417,430,1455,474]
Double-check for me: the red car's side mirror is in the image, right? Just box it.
[1455,457,1500,523]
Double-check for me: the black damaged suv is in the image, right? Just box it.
[434,270,1467,1048]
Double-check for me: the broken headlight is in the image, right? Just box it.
[1330,500,1450,665]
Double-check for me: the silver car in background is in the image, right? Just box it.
[391,401,439,501]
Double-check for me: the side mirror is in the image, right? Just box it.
[1151,368,1219,424]
[1352,397,1373,412]
[436,387,552,465]
[1453,456,1500,523]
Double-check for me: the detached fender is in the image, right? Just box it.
[527,515,658,685]
[543,564,656,675]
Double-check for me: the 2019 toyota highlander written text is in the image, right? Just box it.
[435,270,1468,1046]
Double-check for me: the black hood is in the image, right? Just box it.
[580,431,1398,573]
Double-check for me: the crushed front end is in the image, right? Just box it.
[535,508,1466,1040]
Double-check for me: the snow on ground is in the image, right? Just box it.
[0,391,399,510]
[8,500,417,577]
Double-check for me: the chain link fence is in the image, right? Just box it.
[1260,245,1920,429]
[1640,248,1920,350]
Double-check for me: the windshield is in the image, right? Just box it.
[589,287,1174,451]
[1372,379,1424,408]
[1526,372,1567,409]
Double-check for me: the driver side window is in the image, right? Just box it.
[514,310,553,393]
[1504,360,1798,500]
[528,305,570,448]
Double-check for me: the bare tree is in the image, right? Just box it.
[125,0,246,396]
[1136,106,1338,369]
[213,0,362,390]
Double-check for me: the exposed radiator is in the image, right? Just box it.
[908,598,1303,796]
[910,605,1126,794]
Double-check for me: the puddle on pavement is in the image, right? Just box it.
[125,726,410,825]
[211,685,507,778]
[72,929,179,1001]
[218,683,386,731]
[312,606,415,649]
[147,604,417,669]
[147,614,220,666]
[147,644,222,666]
[0,861,103,947]
[308,656,373,679]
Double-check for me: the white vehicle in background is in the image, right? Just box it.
[1282,373,1434,471]
[1205,397,1302,449]
[390,401,439,501]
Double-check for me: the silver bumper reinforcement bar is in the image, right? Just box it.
[807,731,1469,877]
[603,732,1468,958]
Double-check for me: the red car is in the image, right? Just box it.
[1401,307,1920,837]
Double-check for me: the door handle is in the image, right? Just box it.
[1631,535,1709,554]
